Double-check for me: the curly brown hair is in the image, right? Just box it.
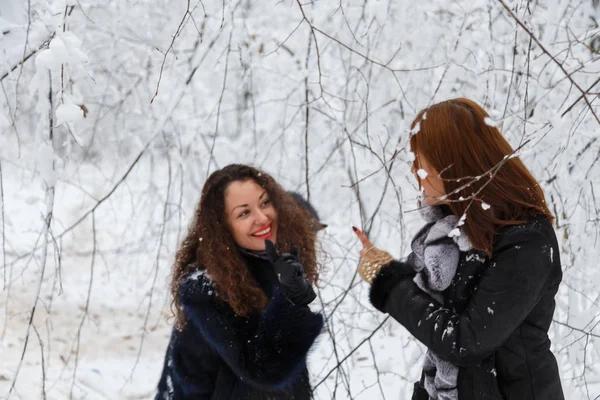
[171,164,319,329]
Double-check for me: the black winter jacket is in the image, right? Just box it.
[155,254,324,400]
[370,216,564,400]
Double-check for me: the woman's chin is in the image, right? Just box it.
[246,236,276,251]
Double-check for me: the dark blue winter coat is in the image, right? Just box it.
[155,253,324,400]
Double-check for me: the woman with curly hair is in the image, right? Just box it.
[155,164,323,400]
[353,98,564,400]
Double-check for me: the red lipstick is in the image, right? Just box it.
[251,223,273,239]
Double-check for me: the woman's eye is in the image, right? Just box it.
[261,199,271,207]
[238,210,249,218]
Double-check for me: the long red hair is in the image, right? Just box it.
[409,98,554,256]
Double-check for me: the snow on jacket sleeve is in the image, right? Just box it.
[179,273,324,390]
[369,224,555,366]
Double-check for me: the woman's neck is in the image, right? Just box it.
[237,246,270,261]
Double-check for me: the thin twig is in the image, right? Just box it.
[295,0,324,96]
[69,212,96,399]
[33,324,47,400]
[0,159,5,289]
[151,0,191,103]
[304,31,312,201]
[206,23,234,177]
[553,319,600,339]
[124,134,173,386]
[310,25,442,73]
[562,77,600,117]
[497,0,600,126]
[10,71,55,394]
[10,0,32,128]
[313,316,389,389]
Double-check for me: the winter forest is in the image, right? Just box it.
[1,0,600,398]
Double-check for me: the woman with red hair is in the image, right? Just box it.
[354,98,564,400]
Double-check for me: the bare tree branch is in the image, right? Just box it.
[9,71,55,396]
[206,23,234,177]
[314,316,389,389]
[69,212,96,399]
[497,0,600,126]
[0,159,5,290]
[151,0,191,103]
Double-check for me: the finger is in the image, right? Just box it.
[265,239,277,263]
[352,226,373,249]
[290,245,299,259]
[277,253,296,264]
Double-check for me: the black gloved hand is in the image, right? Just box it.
[265,239,317,306]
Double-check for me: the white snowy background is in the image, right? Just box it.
[1,0,599,398]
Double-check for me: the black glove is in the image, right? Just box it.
[265,239,317,305]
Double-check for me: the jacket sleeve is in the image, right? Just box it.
[369,226,555,366]
[180,275,324,390]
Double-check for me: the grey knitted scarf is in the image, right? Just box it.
[408,206,472,400]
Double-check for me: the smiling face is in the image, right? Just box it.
[224,179,278,250]
[413,152,447,206]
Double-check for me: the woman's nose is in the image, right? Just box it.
[254,209,269,225]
